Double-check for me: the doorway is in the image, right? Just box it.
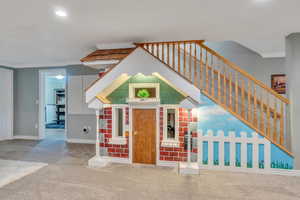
[39,69,66,140]
[132,109,156,164]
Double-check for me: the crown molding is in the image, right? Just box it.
[0,61,82,69]
[260,51,285,58]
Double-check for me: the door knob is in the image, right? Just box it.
[134,131,138,135]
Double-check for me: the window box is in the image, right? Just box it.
[161,140,180,147]
[109,137,127,145]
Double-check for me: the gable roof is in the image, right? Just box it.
[85,47,201,107]
[80,48,136,62]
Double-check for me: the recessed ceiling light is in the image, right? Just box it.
[55,9,67,17]
[56,75,65,80]
[253,0,272,3]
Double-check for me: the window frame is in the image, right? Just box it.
[110,105,127,144]
[128,83,160,100]
[162,105,179,147]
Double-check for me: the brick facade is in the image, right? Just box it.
[99,107,129,158]
[99,106,197,162]
[159,107,198,162]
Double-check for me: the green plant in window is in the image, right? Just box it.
[137,89,150,98]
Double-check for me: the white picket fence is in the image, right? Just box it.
[197,130,271,170]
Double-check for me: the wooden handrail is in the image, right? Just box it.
[198,43,290,104]
[179,47,283,118]
[135,40,204,46]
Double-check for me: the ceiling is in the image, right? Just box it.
[1,0,299,68]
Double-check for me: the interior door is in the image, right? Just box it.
[133,109,156,164]
[0,68,13,140]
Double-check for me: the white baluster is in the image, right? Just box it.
[207,130,214,166]
[228,131,236,167]
[241,132,247,168]
[253,133,259,169]
[264,138,271,170]
[218,130,225,167]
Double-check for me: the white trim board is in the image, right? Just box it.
[13,135,40,140]
[162,106,179,146]
[157,161,179,168]
[66,138,95,144]
[111,106,127,143]
[261,51,285,58]
[83,60,119,66]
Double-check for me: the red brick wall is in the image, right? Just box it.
[99,106,197,162]
[99,107,129,158]
[159,107,198,162]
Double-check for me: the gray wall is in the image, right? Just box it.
[14,68,39,136]
[14,65,99,141]
[286,33,300,169]
[67,115,96,141]
[205,41,285,86]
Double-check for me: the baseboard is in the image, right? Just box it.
[0,137,13,141]
[66,138,95,144]
[13,135,40,140]
[110,157,131,164]
[157,160,179,167]
[198,165,300,177]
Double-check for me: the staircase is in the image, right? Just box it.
[135,40,291,156]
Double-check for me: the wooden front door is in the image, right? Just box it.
[132,109,156,164]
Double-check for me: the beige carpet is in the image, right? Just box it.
[0,159,47,188]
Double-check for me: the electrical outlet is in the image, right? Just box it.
[35,123,38,129]
[83,126,90,134]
